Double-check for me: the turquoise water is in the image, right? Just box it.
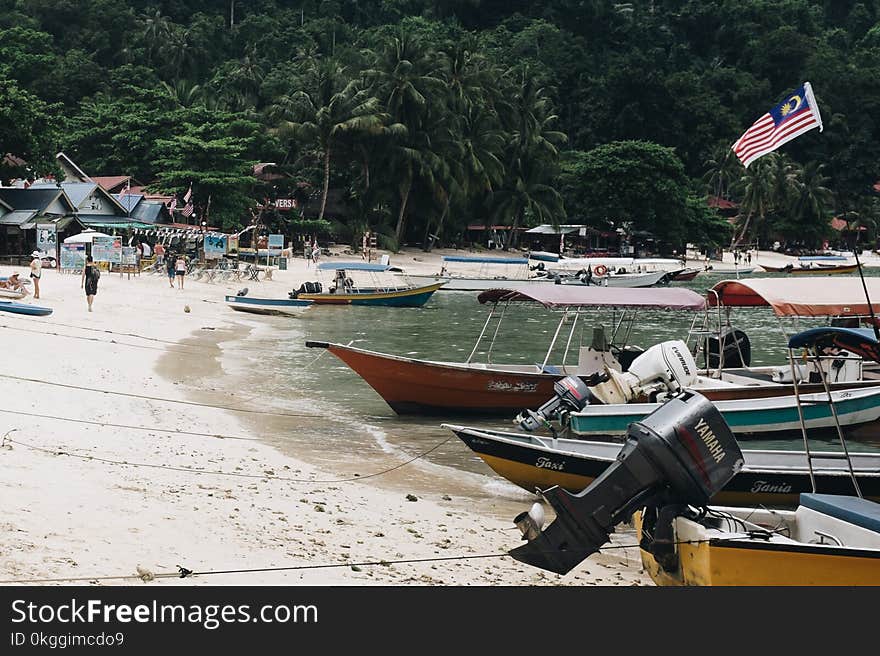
[229,270,880,501]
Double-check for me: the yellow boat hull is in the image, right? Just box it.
[635,511,880,586]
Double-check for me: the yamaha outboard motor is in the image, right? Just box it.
[515,376,595,432]
[509,390,743,575]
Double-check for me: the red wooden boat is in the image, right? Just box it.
[671,268,700,281]
[305,286,708,415]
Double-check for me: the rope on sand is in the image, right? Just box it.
[4,434,456,484]
[0,372,320,419]
[0,407,258,441]
[0,554,514,585]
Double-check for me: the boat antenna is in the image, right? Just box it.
[849,211,880,340]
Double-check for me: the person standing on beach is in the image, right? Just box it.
[29,251,42,299]
[166,252,176,288]
[175,254,187,289]
[154,242,165,266]
[81,255,100,312]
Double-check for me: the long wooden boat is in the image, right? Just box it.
[403,255,538,291]
[0,300,52,316]
[445,424,880,506]
[567,385,880,441]
[298,281,443,307]
[298,262,444,306]
[760,263,859,275]
[636,494,880,585]
[305,286,709,415]
[225,295,312,316]
[671,268,700,281]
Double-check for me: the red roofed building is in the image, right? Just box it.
[708,196,737,210]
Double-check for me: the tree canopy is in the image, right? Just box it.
[1,0,878,251]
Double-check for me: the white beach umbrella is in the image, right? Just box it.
[63,229,111,244]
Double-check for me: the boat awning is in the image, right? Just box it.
[788,327,880,362]
[316,261,391,272]
[710,278,880,317]
[525,225,580,235]
[477,286,707,310]
[798,255,849,261]
[442,256,528,264]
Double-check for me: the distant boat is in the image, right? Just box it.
[0,300,52,316]
[671,268,700,281]
[225,294,313,316]
[298,262,444,307]
[403,255,538,291]
[761,256,859,274]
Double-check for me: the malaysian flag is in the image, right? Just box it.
[181,182,194,217]
[732,82,823,168]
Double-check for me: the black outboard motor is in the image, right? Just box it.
[515,376,595,432]
[509,390,743,575]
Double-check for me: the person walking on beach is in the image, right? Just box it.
[175,254,187,289]
[81,255,100,312]
[166,252,177,288]
[29,251,42,299]
[154,242,165,266]
[311,240,320,264]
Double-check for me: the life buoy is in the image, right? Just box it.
[594,265,608,276]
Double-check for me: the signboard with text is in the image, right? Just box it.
[92,236,122,264]
[268,234,284,256]
[36,223,57,255]
[60,243,86,271]
[275,198,297,210]
[122,246,138,266]
[204,234,228,259]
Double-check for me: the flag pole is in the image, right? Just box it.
[850,212,879,340]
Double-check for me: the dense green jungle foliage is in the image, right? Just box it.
[1,1,878,251]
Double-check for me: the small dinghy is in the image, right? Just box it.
[225,294,313,316]
[0,299,52,316]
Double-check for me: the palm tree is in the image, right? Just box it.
[702,144,740,201]
[792,162,833,227]
[493,67,567,247]
[732,154,785,246]
[140,9,172,66]
[364,29,447,248]
[490,156,565,244]
[271,58,390,223]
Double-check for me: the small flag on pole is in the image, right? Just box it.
[181,183,194,217]
[732,82,823,168]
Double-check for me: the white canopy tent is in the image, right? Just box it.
[63,229,111,244]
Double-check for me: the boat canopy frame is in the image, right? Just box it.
[785,326,878,499]
[312,261,415,294]
[469,286,708,373]
[696,277,880,378]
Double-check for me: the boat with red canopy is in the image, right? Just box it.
[305,285,707,415]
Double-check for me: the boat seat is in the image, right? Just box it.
[799,493,880,534]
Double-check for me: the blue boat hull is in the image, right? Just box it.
[225,295,312,316]
[0,300,52,316]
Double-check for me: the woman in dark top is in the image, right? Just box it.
[81,255,101,312]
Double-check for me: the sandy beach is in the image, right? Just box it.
[0,246,659,587]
